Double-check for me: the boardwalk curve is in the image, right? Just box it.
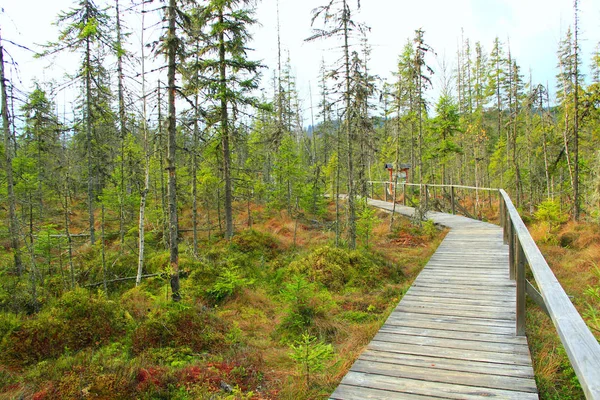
[330,199,538,399]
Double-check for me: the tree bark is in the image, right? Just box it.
[84,0,96,244]
[219,8,234,240]
[137,0,150,286]
[166,0,180,301]
[0,31,23,275]
[116,0,127,245]
[343,0,356,249]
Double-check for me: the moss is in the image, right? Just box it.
[231,228,282,259]
[131,304,229,354]
[1,289,129,367]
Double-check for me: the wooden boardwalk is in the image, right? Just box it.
[330,200,538,399]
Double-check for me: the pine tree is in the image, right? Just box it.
[197,0,263,240]
[0,30,23,275]
[40,0,113,245]
[307,0,364,249]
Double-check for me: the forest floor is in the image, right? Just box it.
[0,202,445,399]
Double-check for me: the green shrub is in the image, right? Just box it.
[289,333,333,386]
[535,199,568,226]
[0,312,21,341]
[206,267,254,303]
[0,288,128,366]
[288,246,353,291]
[231,229,281,259]
[278,276,335,341]
[132,303,229,354]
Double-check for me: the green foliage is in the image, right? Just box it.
[206,267,254,303]
[289,333,333,387]
[288,246,397,292]
[423,219,438,239]
[289,246,352,291]
[131,303,229,354]
[535,200,569,226]
[584,265,600,334]
[231,229,281,259]
[0,289,128,366]
[0,312,21,341]
[356,202,378,248]
[278,276,334,340]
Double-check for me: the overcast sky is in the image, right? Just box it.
[2,0,600,123]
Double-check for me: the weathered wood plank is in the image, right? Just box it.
[360,350,534,378]
[339,371,538,400]
[394,305,515,321]
[368,340,532,366]
[350,359,538,393]
[383,316,517,335]
[330,384,432,400]
[386,311,515,328]
[377,325,527,345]
[372,333,529,355]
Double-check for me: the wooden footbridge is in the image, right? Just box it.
[331,184,600,400]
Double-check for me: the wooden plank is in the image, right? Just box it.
[386,311,515,328]
[376,325,527,346]
[383,316,516,336]
[350,359,537,393]
[339,371,538,400]
[372,333,529,355]
[405,287,514,302]
[399,299,516,316]
[331,384,432,400]
[361,350,534,378]
[394,305,515,321]
[368,340,532,366]
[401,294,515,308]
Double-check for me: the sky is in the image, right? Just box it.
[1,0,600,123]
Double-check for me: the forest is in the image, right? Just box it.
[1,0,599,399]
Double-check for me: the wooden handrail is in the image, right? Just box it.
[499,189,600,399]
[366,181,498,192]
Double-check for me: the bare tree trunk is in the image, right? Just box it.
[573,0,580,220]
[343,0,356,249]
[157,81,168,251]
[85,31,96,244]
[192,51,200,257]
[116,0,127,246]
[137,1,150,286]
[101,203,108,292]
[219,9,234,240]
[0,33,23,275]
[541,87,551,199]
[166,0,180,301]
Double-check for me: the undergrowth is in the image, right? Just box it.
[0,202,442,399]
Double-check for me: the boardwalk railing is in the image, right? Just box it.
[367,181,600,399]
[499,189,600,400]
[367,181,498,220]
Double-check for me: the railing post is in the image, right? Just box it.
[451,185,456,215]
[424,185,428,210]
[384,183,388,202]
[516,239,526,336]
[402,183,406,206]
[508,221,515,280]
